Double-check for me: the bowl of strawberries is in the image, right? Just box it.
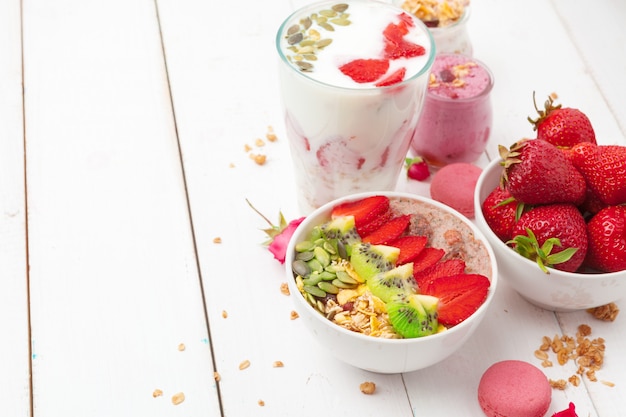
[285,191,498,373]
[474,123,626,311]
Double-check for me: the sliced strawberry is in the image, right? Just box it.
[331,195,390,230]
[339,59,389,83]
[362,215,411,245]
[412,247,445,273]
[421,273,490,326]
[356,208,393,236]
[384,39,425,60]
[382,17,425,60]
[389,235,427,265]
[375,67,406,87]
[414,259,466,293]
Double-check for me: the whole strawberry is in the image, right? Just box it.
[585,205,626,273]
[405,156,430,181]
[500,139,586,205]
[481,185,522,242]
[510,204,588,273]
[570,142,626,206]
[528,93,596,148]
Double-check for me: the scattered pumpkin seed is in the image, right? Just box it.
[287,24,300,36]
[296,251,315,261]
[287,32,304,45]
[292,259,311,277]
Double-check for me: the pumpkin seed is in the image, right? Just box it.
[295,240,314,252]
[319,271,336,281]
[314,246,331,267]
[331,278,356,289]
[303,273,323,286]
[307,258,324,273]
[332,3,349,13]
[330,17,350,26]
[316,38,333,48]
[304,284,326,298]
[322,240,336,255]
[287,32,304,45]
[296,61,314,71]
[296,251,315,261]
[299,39,315,47]
[319,9,337,17]
[302,16,313,29]
[335,270,358,285]
[316,16,328,24]
[287,24,300,36]
[292,259,311,277]
[319,22,334,31]
[318,281,339,294]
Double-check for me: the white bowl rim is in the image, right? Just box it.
[475,157,625,280]
[285,190,499,345]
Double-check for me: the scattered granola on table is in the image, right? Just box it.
[536,324,613,390]
[587,302,619,321]
[360,381,376,395]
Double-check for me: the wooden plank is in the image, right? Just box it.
[22,1,220,415]
[552,0,626,141]
[0,1,32,416]
[156,0,418,414]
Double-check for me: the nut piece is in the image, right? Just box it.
[587,302,620,322]
[258,400,265,406]
[178,343,186,351]
[152,389,163,398]
[213,237,222,244]
[290,310,299,320]
[280,282,290,296]
[360,381,376,395]
[239,359,251,370]
[171,392,185,405]
[214,371,221,382]
[273,361,284,368]
[222,310,228,319]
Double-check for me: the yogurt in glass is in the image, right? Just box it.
[410,53,493,167]
[276,0,435,213]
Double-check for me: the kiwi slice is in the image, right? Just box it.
[386,294,439,338]
[350,242,399,282]
[366,263,416,303]
[321,215,361,246]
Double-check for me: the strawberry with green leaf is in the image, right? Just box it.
[509,204,588,273]
[481,185,523,242]
[499,139,586,205]
[585,205,626,273]
[528,93,596,148]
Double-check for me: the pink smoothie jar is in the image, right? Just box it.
[410,53,493,167]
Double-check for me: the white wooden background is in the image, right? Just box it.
[1,0,624,416]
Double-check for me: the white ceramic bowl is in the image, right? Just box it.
[474,158,626,312]
[285,191,498,374]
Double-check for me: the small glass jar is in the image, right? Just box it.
[429,7,473,55]
[393,1,473,56]
[410,53,493,167]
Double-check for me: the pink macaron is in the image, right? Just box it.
[478,360,552,417]
[429,162,482,218]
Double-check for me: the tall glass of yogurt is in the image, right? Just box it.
[276,0,435,214]
[410,53,493,167]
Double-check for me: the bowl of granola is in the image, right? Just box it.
[474,157,626,312]
[285,191,498,373]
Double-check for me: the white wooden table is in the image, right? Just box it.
[1,0,624,416]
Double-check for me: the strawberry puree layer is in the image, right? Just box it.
[276,0,435,213]
[410,54,493,166]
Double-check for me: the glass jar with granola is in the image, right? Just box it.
[394,0,473,55]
